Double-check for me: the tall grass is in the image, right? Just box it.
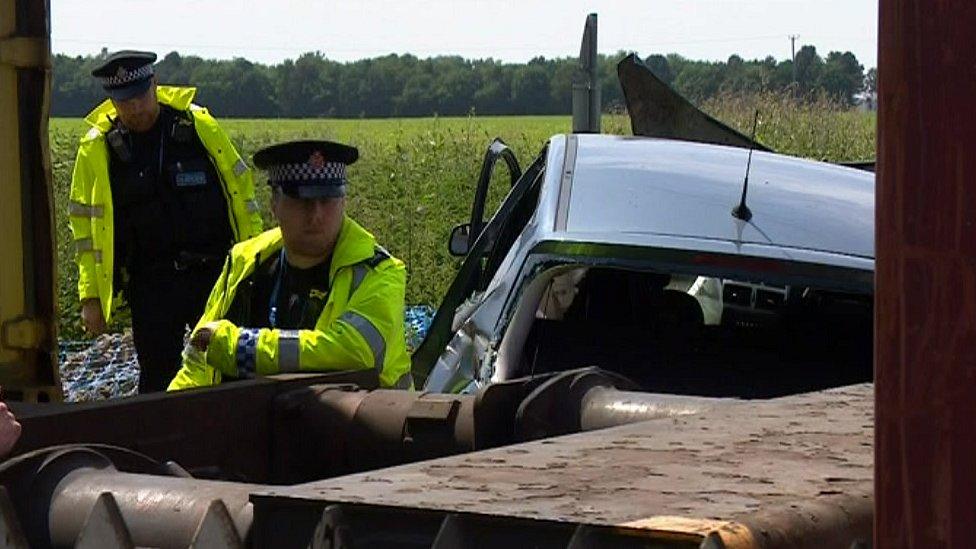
[50,98,874,340]
[701,90,876,161]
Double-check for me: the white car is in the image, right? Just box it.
[414,134,874,399]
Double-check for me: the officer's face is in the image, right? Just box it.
[111,79,160,133]
[272,190,345,263]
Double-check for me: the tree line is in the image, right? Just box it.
[52,45,870,118]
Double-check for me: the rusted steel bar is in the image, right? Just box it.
[270,385,477,483]
[876,0,976,546]
[727,493,872,548]
[9,372,376,483]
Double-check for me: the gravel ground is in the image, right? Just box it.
[58,305,437,402]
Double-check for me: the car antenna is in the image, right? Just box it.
[731,109,760,222]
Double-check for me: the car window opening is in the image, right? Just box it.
[517,266,873,399]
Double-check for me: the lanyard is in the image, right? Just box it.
[268,248,286,328]
[269,248,317,328]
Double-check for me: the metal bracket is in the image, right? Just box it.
[0,37,49,69]
[1,315,45,350]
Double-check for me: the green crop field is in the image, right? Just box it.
[50,94,875,340]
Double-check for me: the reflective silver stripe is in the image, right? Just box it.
[73,238,103,263]
[350,264,368,295]
[68,201,104,218]
[338,311,385,372]
[245,199,260,213]
[278,330,301,373]
[74,238,94,252]
[233,158,249,177]
[393,372,414,390]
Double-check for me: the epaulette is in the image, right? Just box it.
[367,246,392,268]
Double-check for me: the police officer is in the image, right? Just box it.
[68,51,263,392]
[168,140,413,391]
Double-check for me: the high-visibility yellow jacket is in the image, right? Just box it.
[167,216,413,391]
[68,86,263,322]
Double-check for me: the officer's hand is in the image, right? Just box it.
[80,299,107,336]
[190,321,223,352]
[0,399,22,458]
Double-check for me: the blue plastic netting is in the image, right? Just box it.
[58,305,437,402]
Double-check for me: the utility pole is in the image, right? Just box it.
[788,34,799,83]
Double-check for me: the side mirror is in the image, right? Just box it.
[448,223,472,257]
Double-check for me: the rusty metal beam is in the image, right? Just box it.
[9,372,376,483]
[875,0,976,546]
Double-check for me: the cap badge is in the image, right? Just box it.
[308,151,326,169]
[116,66,128,77]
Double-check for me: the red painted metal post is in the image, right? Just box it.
[876,1,976,546]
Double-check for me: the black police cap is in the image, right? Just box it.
[254,140,359,199]
[91,50,157,101]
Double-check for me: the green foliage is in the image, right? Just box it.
[53,52,631,118]
[52,102,873,340]
[864,68,878,96]
[659,46,866,106]
[52,46,870,118]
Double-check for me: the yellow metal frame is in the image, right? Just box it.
[0,0,61,401]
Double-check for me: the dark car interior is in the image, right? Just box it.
[518,267,873,398]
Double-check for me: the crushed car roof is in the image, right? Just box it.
[538,135,875,267]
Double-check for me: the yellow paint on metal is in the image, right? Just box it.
[1,317,44,350]
[0,0,28,368]
[0,0,61,401]
[701,523,759,549]
[0,37,49,69]
[620,515,759,548]
[623,515,730,535]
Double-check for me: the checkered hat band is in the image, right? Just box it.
[101,64,154,88]
[267,162,347,184]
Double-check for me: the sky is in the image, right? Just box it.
[53,1,879,68]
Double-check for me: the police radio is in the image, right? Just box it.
[170,112,196,143]
[105,116,132,163]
